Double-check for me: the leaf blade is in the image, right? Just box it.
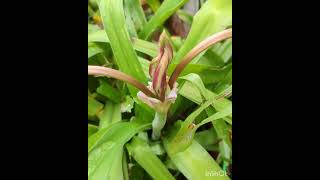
[164,140,230,180]
[98,0,147,96]
[171,0,232,64]
[139,0,189,39]
[126,137,175,180]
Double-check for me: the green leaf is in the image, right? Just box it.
[139,0,189,39]
[98,0,147,96]
[88,124,99,137]
[88,120,151,153]
[198,107,232,128]
[88,30,110,43]
[121,96,135,113]
[133,38,158,57]
[88,1,232,178]
[88,29,158,57]
[178,81,203,104]
[179,73,232,117]
[168,95,193,120]
[88,43,103,58]
[169,63,231,84]
[98,101,122,129]
[122,151,129,180]
[89,0,98,9]
[138,57,151,78]
[194,128,219,151]
[179,73,232,161]
[134,102,155,123]
[88,5,95,17]
[164,98,216,154]
[176,9,193,25]
[199,49,225,67]
[179,73,232,121]
[124,0,147,32]
[126,137,175,180]
[205,107,232,161]
[88,23,101,33]
[164,159,178,171]
[171,36,184,51]
[88,120,152,179]
[88,143,124,180]
[88,96,104,120]
[124,5,139,38]
[164,140,230,180]
[150,142,166,155]
[214,69,232,94]
[96,79,121,103]
[129,164,147,180]
[211,39,232,63]
[171,0,232,64]
[146,0,161,12]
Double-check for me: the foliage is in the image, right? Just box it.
[88,0,232,179]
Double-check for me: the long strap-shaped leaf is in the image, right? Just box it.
[164,92,230,155]
[126,137,175,180]
[179,73,232,117]
[164,140,230,180]
[89,145,124,180]
[124,0,147,32]
[88,120,151,180]
[179,73,232,160]
[146,0,161,12]
[88,121,151,151]
[88,30,159,57]
[171,0,232,64]
[98,0,147,96]
[139,0,189,39]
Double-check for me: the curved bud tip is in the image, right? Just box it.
[150,30,173,101]
[159,31,170,48]
[159,31,173,60]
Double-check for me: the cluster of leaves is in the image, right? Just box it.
[88,0,232,179]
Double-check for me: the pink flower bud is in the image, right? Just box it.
[137,82,178,113]
[149,31,173,101]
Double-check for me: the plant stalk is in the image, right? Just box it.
[152,111,167,140]
[88,65,156,98]
[168,28,232,88]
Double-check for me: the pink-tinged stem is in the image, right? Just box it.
[168,28,232,89]
[88,65,156,98]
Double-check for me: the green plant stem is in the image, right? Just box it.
[122,151,129,180]
[152,111,167,140]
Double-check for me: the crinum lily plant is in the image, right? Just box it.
[88,28,232,140]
